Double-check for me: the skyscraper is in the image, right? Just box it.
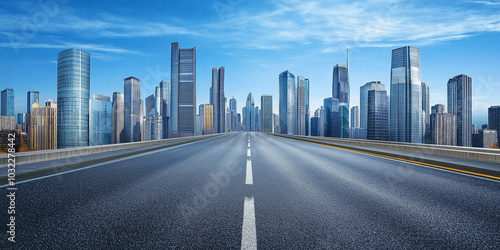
[332,52,350,138]
[472,129,497,148]
[390,46,422,143]
[279,70,296,135]
[1,88,14,117]
[144,108,163,141]
[360,81,385,139]
[199,104,213,135]
[28,101,57,150]
[170,42,196,138]
[351,106,360,128]
[261,95,273,133]
[447,74,472,147]
[145,94,156,116]
[311,117,320,136]
[488,105,500,144]
[111,92,124,144]
[160,80,170,139]
[324,97,340,137]
[228,97,238,132]
[27,91,39,114]
[255,106,259,131]
[124,76,141,142]
[296,76,307,135]
[244,93,255,131]
[422,82,430,143]
[430,104,456,145]
[367,89,389,141]
[305,78,310,136]
[57,49,90,148]
[89,94,112,146]
[211,67,225,133]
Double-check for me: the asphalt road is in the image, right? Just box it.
[2,132,500,249]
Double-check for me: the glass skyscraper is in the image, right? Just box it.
[333,64,349,138]
[351,106,360,128]
[145,108,163,140]
[57,49,90,148]
[27,91,39,114]
[111,92,124,144]
[244,93,255,131]
[261,95,273,133]
[124,76,141,142]
[89,94,112,146]
[447,74,472,147]
[304,78,310,136]
[170,42,196,138]
[367,89,389,141]
[279,70,296,135]
[296,76,307,135]
[324,97,340,137]
[422,82,430,143]
[488,106,500,144]
[160,80,170,139]
[360,81,385,139]
[390,46,422,143]
[1,88,14,117]
[199,104,213,135]
[211,67,225,133]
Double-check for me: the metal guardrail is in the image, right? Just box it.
[0,133,224,167]
[271,134,500,164]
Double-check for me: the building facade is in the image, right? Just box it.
[1,88,14,117]
[124,76,141,142]
[89,94,112,146]
[111,92,124,144]
[29,101,57,150]
[27,91,39,114]
[261,95,273,133]
[170,42,196,138]
[447,74,472,147]
[430,105,456,146]
[488,106,500,144]
[422,82,430,143]
[211,67,225,133]
[367,89,389,141]
[279,70,296,135]
[199,104,214,135]
[144,108,163,141]
[160,80,171,139]
[389,46,422,143]
[360,81,385,139]
[57,49,90,148]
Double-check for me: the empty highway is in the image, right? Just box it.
[2,132,500,249]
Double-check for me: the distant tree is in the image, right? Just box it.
[18,145,30,152]
[491,142,499,149]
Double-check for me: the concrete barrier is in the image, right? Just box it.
[0,133,224,167]
[271,134,500,164]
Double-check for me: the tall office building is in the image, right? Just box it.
[230,97,237,111]
[16,113,24,125]
[124,76,141,142]
[57,49,90,148]
[27,91,39,114]
[160,80,171,138]
[211,67,225,133]
[89,94,112,146]
[447,74,472,147]
[488,105,500,144]
[111,92,124,144]
[29,101,57,150]
[390,46,422,143]
[351,106,360,128]
[430,104,456,145]
[145,94,156,116]
[1,88,14,117]
[296,76,307,135]
[317,107,325,137]
[422,82,430,143]
[255,106,260,131]
[144,108,163,141]
[367,89,389,141]
[228,97,238,132]
[360,81,385,139]
[324,97,340,137]
[261,95,273,133]
[0,116,15,130]
[199,104,213,135]
[332,52,350,138]
[244,93,255,131]
[170,42,196,138]
[311,117,320,136]
[305,78,310,135]
[472,129,497,148]
[279,70,296,135]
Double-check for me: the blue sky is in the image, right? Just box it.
[1,0,500,126]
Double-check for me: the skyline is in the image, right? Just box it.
[2,0,500,126]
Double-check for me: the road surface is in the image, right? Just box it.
[2,132,499,249]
